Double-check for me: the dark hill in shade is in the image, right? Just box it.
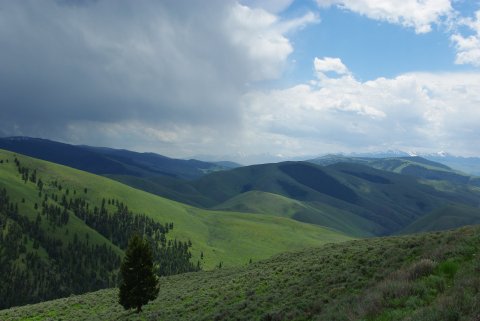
[0,137,230,179]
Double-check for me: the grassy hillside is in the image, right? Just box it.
[0,147,353,309]
[214,191,377,237]
[5,138,478,238]
[2,225,479,321]
[401,204,480,234]
[108,160,480,237]
[0,149,350,268]
[190,161,480,236]
[105,174,211,208]
[213,190,306,218]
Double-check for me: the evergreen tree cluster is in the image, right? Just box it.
[0,187,119,308]
[67,196,199,276]
[68,197,171,250]
[14,157,37,184]
[0,156,200,309]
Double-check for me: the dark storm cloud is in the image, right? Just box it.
[0,0,287,140]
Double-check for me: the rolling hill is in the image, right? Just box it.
[188,161,480,236]
[0,149,350,308]
[2,225,479,320]
[59,155,480,238]
[3,137,479,238]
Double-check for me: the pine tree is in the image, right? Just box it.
[119,234,159,313]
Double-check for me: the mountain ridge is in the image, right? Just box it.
[0,136,232,180]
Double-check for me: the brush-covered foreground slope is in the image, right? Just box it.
[3,225,480,321]
[0,148,349,267]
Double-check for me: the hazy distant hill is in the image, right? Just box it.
[309,154,479,186]
[322,150,480,176]
[424,154,480,176]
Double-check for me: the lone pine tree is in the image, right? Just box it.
[119,233,159,313]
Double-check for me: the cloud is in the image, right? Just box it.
[239,0,295,14]
[451,10,480,67]
[0,0,316,156]
[2,1,479,160]
[241,58,480,157]
[316,0,453,33]
[314,57,350,76]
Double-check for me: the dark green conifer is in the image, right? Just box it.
[119,234,159,313]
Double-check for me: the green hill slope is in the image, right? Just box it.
[214,190,377,237]
[213,190,306,218]
[104,159,480,237]
[189,161,480,236]
[401,204,480,234]
[0,149,351,308]
[2,225,479,321]
[9,140,476,238]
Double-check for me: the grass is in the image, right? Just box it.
[1,225,479,321]
[214,190,376,237]
[400,204,480,234]
[213,190,305,218]
[192,160,480,237]
[0,149,351,269]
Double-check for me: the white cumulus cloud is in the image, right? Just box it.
[451,10,480,67]
[316,0,453,33]
[314,57,350,76]
[241,58,480,157]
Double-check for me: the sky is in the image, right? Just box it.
[1,0,480,163]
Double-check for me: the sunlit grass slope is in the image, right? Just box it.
[0,149,351,269]
[214,190,376,237]
[2,225,479,321]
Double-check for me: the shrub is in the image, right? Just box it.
[424,275,446,294]
[408,259,436,280]
[438,260,459,279]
